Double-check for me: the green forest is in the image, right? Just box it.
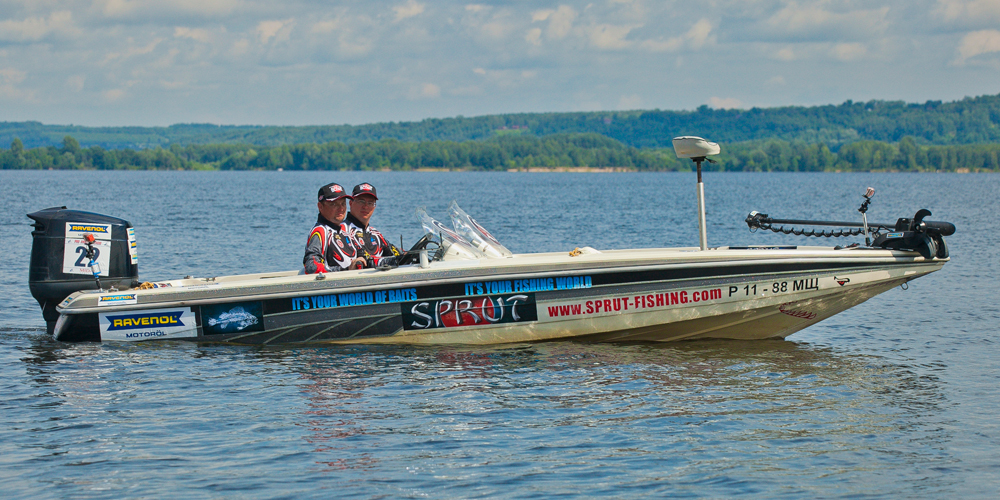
[3,93,1000,150]
[3,133,998,172]
[3,92,999,172]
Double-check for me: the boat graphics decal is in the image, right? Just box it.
[463,276,592,296]
[66,223,112,239]
[202,301,265,335]
[409,262,899,305]
[63,222,113,276]
[542,275,857,320]
[778,303,818,320]
[99,307,197,341]
[98,293,138,306]
[544,287,725,318]
[289,287,418,312]
[127,227,138,265]
[402,293,537,330]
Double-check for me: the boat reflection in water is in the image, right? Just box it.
[10,332,950,481]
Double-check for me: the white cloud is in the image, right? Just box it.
[955,29,1000,64]
[0,67,34,100]
[774,47,796,61]
[102,88,127,102]
[480,18,517,40]
[159,79,188,90]
[935,0,1000,23]
[99,0,239,18]
[587,24,635,50]
[393,0,425,21]
[531,5,577,40]
[256,19,293,44]
[708,97,742,109]
[310,16,375,59]
[102,38,163,64]
[174,26,211,42]
[408,82,440,99]
[525,27,542,46]
[831,42,867,61]
[0,68,27,84]
[641,19,713,52]
[760,3,889,42]
[66,74,85,92]
[230,38,250,56]
[0,10,78,42]
[1,1,999,128]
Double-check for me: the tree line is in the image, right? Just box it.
[3,93,1000,150]
[2,133,999,172]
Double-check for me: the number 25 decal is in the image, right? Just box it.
[74,246,99,267]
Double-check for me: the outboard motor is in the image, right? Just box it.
[28,207,139,334]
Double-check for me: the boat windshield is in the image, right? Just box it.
[416,208,487,260]
[448,201,513,259]
[416,205,513,261]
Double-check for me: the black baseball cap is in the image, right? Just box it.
[352,182,378,200]
[318,183,352,202]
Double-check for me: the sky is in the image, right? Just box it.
[1,0,999,127]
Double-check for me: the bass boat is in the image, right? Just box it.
[27,137,955,345]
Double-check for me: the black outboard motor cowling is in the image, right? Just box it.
[28,207,139,335]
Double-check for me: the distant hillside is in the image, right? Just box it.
[5,133,998,172]
[3,93,999,150]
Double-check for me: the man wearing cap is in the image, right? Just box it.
[303,182,367,274]
[344,182,401,267]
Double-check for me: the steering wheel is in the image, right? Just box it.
[397,234,440,265]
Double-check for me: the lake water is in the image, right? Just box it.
[1,170,998,498]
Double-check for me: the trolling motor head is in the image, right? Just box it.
[872,208,956,259]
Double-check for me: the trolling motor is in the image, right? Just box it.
[745,188,956,259]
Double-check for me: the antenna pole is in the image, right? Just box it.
[695,157,707,250]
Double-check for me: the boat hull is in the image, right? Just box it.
[52,246,945,345]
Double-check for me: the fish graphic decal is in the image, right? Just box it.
[207,307,259,331]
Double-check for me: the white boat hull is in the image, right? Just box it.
[52,246,945,345]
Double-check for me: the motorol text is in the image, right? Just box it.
[546,288,723,317]
[402,293,538,330]
[464,276,592,296]
[291,288,418,311]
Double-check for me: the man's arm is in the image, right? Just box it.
[366,228,401,266]
[303,227,332,274]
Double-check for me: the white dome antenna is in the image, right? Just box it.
[672,136,721,251]
[672,136,720,159]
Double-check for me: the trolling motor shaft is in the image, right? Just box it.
[745,211,955,237]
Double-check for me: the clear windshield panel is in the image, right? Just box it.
[416,207,486,260]
[448,201,513,259]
